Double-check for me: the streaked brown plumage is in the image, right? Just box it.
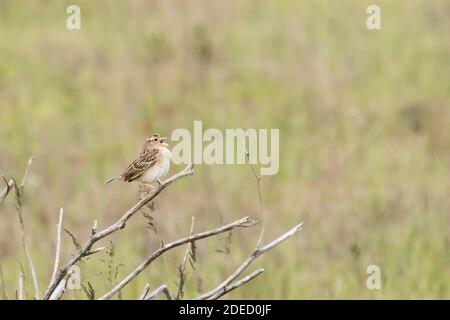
[105,134,172,186]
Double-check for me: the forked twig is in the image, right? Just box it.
[4,155,303,300]
[209,267,265,299]
[144,284,174,300]
[139,283,151,300]
[195,222,303,300]
[98,216,258,300]
[43,164,195,300]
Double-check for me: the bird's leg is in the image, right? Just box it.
[157,179,163,186]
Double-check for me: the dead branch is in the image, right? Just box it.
[18,272,24,300]
[139,283,151,300]
[17,211,40,300]
[15,157,40,300]
[47,208,64,294]
[144,284,174,300]
[176,216,195,299]
[181,216,196,272]
[42,164,195,300]
[5,156,303,300]
[0,176,14,204]
[0,266,8,300]
[98,216,258,300]
[209,267,265,300]
[49,278,67,300]
[245,145,266,249]
[195,222,304,300]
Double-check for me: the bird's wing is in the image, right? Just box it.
[122,148,160,182]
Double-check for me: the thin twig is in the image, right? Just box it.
[245,143,265,249]
[144,284,174,300]
[98,216,258,300]
[195,222,303,300]
[176,216,195,299]
[181,216,196,271]
[43,164,195,300]
[0,265,8,300]
[49,278,67,300]
[18,272,24,300]
[0,176,14,204]
[209,267,265,300]
[139,283,151,300]
[48,208,64,293]
[15,157,40,300]
[20,157,34,190]
[18,211,40,300]
[85,246,106,256]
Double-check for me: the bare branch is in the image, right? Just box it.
[98,216,258,300]
[176,216,195,299]
[209,267,265,300]
[18,214,40,300]
[20,157,34,190]
[0,265,8,300]
[195,222,303,300]
[49,278,67,300]
[245,143,266,249]
[139,283,151,300]
[18,272,24,300]
[181,216,196,271]
[0,176,14,204]
[144,284,174,300]
[6,154,302,301]
[48,208,64,294]
[85,246,106,256]
[43,164,195,300]
[15,157,40,300]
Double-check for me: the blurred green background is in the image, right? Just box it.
[0,0,449,299]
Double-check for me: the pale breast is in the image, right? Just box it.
[159,147,172,178]
[138,147,171,184]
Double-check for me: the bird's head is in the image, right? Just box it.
[145,133,169,147]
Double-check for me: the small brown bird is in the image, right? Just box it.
[105,134,172,190]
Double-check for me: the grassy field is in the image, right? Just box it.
[0,0,449,299]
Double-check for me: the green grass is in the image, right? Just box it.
[0,0,449,299]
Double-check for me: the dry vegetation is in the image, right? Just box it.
[0,0,449,299]
[1,160,302,300]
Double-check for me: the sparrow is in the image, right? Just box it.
[105,134,172,190]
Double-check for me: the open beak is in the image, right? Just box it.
[160,137,169,147]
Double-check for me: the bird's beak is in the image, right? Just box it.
[160,137,169,147]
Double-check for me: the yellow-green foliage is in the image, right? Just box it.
[0,0,449,299]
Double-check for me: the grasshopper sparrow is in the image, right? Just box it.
[106,134,172,191]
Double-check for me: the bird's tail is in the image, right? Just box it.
[105,175,122,184]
